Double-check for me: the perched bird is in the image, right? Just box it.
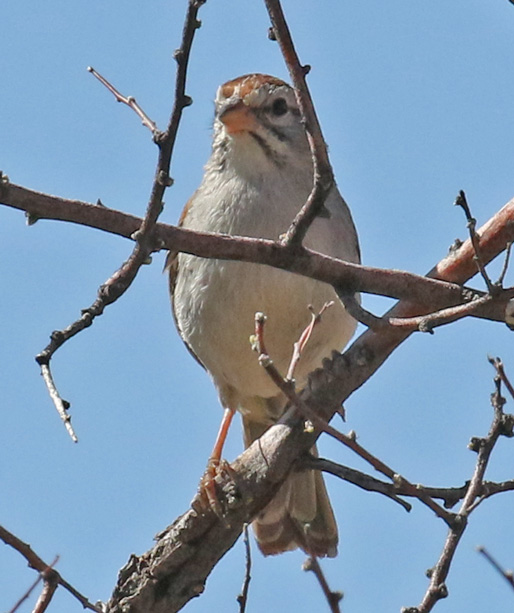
[167,74,360,557]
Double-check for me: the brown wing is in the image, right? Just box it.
[165,195,206,370]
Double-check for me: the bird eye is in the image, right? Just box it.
[270,97,288,117]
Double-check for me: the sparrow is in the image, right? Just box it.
[167,73,360,557]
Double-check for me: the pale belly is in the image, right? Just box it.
[174,254,356,403]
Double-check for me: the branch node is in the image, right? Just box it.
[500,413,514,438]
[25,211,40,226]
[157,170,174,187]
[468,436,483,452]
[505,299,514,330]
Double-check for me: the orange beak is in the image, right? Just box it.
[219,101,258,134]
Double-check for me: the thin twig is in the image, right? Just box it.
[286,301,334,381]
[35,0,204,440]
[337,292,386,330]
[253,312,457,526]
[305,456,514,511]
[264,0,334,246]
[0,525,101,612]
[476,546,514,591]
[407,359,514,612]
[39,363,77,442]
[88,67,158,133]
[340,287,511,335]
[389,293,495,333]
[8,555,58,613]
[237,524,252,612]
[303,556,343,613]
[455,190,496,293]
[303,455,412,511]
[498,241,512,286]
[489,355,514,400]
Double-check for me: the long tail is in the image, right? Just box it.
[243,416,338,557]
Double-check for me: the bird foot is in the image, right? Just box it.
[192,458,237,520]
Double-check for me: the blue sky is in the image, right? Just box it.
[1,1,514,611]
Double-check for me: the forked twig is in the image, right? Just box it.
[8,555,58,613]
[0,525,100,612]
[253,313,457,526]
[36,0,204,440]
[406,359,514,612]
[286,301,334,381]
[306,456,514,512]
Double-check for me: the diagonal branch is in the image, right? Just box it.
[0,525,100,612]
[104,197,514,613]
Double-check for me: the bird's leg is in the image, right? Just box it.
[196,407,236,515]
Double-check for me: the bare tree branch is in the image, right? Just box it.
[264,0,335,246]
[305,456,514,511]
[8,556,58,613]
[25,0,204,440]
[404,361,514,612]
[0,525,100,612]
[1,180,513,319]
[103,199,514,612]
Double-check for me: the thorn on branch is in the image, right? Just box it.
[25,211,40,226]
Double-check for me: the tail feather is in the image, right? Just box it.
[243,414,338,558]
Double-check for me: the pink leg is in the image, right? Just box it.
[202,407,236,512]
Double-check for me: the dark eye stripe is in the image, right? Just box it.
[267,125,288,142]
[249,131,285,167]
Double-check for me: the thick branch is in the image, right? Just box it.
[2,182,514,322]
[104,198,514,612]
